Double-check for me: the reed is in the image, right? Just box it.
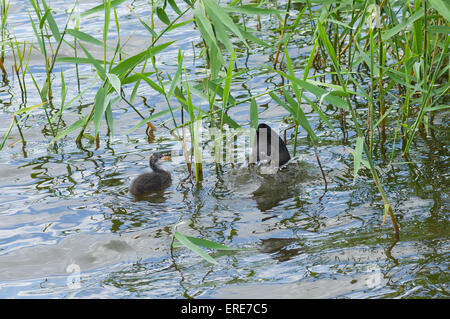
[0,0,9,74]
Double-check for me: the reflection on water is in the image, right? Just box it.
[251,159,321,211]
[0,0,448,299]
[0,132,447,298]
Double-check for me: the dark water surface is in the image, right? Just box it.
[0,1,448,298]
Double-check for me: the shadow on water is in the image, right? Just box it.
[221,157,322,212]
[258,237,304,262]
[131,191,171,204]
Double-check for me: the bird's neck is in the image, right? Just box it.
[150,162,164,172]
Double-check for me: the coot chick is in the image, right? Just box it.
[250,123,290,167]
[130,152,172,196]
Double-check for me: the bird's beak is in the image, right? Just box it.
[163,155,171,161]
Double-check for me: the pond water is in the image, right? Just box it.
[0,0,448,298]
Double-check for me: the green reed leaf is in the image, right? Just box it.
[56,57,108,65]
[167,0,181,15]
[222,51,235,110]
[207,11,233,54]
[104,0,111,44]
[223,5,284,15]
[156,7,170,25]
[105,96,119,137]
[28,11,45,56]
[169,50,183,95]
[93,86,109,137]
[0,116,14,151]
[51,117,86,144]
[269,91,293,115]
[174,231,219,265]
[110,40,175,76]
[283,39,316,141]
[41,0,61,42]
[134,73,165,95]
[203,0,248,49]
[429,0,450,22]
[382,8,424,41]
[66,29,105,47]
[60,68,66,108]
[134,12,158,38]
[317,19,338,73]
[166,19,194,32]
[194,8,225,66]
[250,98,258,130]
[106,72,121,94]
[181,235,244,251]
[39,8,50,29]
[78,42,106,79]
[121,72,155,85]
[80,0,126,18]
[268,65,349,110]
[14,101,47,115]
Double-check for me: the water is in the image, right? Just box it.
[0,1,448,298]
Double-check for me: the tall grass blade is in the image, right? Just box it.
[156,7,170,25]
[0,117,15,151]
[51,117,86,144]
[250,98,258,130]
[78,42,106,79]
[382,8,424,41]
[203,0,248,49]
[176,235,244,251]
[80,0,126,18]
[110,40,175,77]
[173,231,219,265]
[66,29,107,48]
[428,0,450,21]
[41,0,61,41]
[106,72,121,94]
[93,86,109,137]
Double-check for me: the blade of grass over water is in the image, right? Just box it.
[266,65,350,111]
[173,235,246,251]
[203,0,249,50]
[221,50,235,129]
[51,117,87,144]
[41,0,61,42]
[282,37,316,148]
[93,86,109,138]
[250,98,258,130]
[78,42,106,79]
[80,0,126,18]
[110,40,175,77]
[0,116,15,151]
[174,231,219,265]
[126,107,182,135]
[66,29,110,48]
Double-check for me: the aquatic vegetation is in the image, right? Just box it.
[0,0,449,260]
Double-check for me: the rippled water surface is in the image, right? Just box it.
[0,0,448,298]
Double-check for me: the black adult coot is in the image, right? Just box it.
[130,152,172,196]
[250,123,290,167]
